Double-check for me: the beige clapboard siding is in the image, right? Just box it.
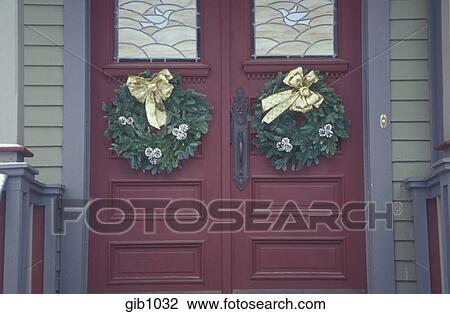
[25,46,64,65]
[393,141,431,161]
[25,66,63,86]
[24,4,63,25]
[394,201,414,221]
[24,0,63,4]
[23,0,64,184]
[390,40,429,60]
[25,86,63,106]
[24,25,64,45]
[25,106,63,127]
[390,60,428,80]
[392,122,431,140]
[391,101,430,122]
[24,127,63,147]
[33,167,63,184]
[390,0,431,293]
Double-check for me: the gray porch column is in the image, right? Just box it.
[4,189,29,293]
[2,166,35,293]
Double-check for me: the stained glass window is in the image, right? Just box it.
[253,0,336,58]
[115,0,199,61]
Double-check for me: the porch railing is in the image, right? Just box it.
[0,162,64,293]
[405,157,450,293]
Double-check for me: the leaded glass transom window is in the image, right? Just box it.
[252,0,336,58]
[115,0,200,61]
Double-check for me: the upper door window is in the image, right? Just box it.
[252,0,336,58]
[115,0,200,61]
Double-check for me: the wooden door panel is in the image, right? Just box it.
[229,0,366,291]
[89,0,223,292]
[250,238,346,280]
[90,0,366,292]
[250,176,344,209]
[108,241,205,285]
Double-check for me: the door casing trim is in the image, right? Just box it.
[362,0,395,293]
[61,0,90,293]
[61,0,395,293]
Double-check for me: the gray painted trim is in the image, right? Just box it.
[362,0,396,293]
[440,184,449,292]
[428,0,444,161]
[43,197,59,293]
[0,166,37,279]
[3,188,29,293]
[61,0,90,293]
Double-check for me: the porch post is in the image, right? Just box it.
[43,196,59,293]
[0,0,25,161]
[3,174,32,293]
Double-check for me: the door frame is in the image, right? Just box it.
[61,0,395,293]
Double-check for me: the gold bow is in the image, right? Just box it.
[261,67,324,124]
[126,69,174,129]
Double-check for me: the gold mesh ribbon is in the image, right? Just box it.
[126,69,174,129]
[261,67,324,124]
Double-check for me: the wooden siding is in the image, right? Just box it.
[390,0,431,293]
[23,0,64,183]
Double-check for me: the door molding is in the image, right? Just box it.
[61,0,90,293]
[362,0,395,293]
[61,0,395,293]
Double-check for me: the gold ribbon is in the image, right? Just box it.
[126,69,174,129]
[261,67,324,124]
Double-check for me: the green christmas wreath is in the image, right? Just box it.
[102,70,212,175]
[252,67,349,171]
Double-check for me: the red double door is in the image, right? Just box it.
[90,0,366,292]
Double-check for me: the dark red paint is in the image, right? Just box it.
[435,139,450,151]
[31,206,45,294]
[0,193,5,293]
[0,146,33,158]
[427,198,442,294]
[90,0,365,292]
[228,0,366,291]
